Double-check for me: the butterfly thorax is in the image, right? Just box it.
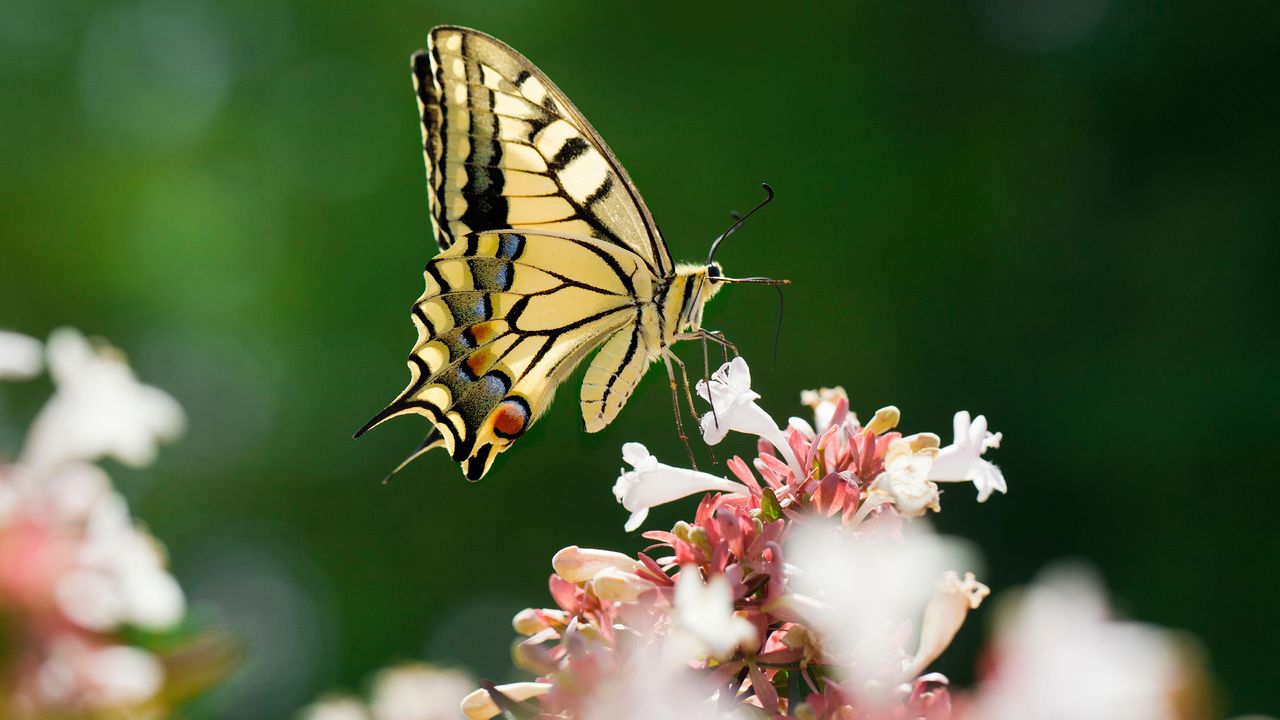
[659,262,724,341]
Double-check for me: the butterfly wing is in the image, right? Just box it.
[413,26,673,276]
[580,321,661,433]
[358,230,657,480]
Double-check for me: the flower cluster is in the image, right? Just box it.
[448,357,1243,720]
[0,328,228,717]
[464,358,1005,719]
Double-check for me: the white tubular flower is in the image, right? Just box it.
[613,443,749,532]
[928,411,1007,502]
[0,330,42,380]
[903,571,990,679]
[873,438,941,518]
[552,546,642,583]
[672,567,756,661]
[22,328,185,472]
[695,358,803,480]
[461,682,552,720]
[369,663,474,720]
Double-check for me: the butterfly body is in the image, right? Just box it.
[358,26,743,480]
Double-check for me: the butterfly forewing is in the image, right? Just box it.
[415,26,672,275]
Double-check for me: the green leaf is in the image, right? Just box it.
[761,487,783,523]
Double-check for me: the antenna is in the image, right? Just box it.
[706,183,775,265]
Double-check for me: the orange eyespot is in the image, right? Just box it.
[468,321,498,345]
[492,398,530,439]
[465,352,489,377]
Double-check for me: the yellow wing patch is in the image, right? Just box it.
[412,26,672,275]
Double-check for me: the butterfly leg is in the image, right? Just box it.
[678,329,737,363]
[662,352,700,470]
[702,329,739,361]
[664,348,717,465]
[676,331,736,464]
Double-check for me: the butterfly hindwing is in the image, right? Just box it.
[580,322,659,433]
[413,26,672,275]
[360,230,655,479]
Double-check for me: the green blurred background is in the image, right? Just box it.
[2,0,1277,716]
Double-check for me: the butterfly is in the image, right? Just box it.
[356,25,785,480]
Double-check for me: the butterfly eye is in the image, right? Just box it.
[707,263,722,280]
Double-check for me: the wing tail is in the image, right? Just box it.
[382,428,448,483]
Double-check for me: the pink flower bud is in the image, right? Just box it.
[551,546,640,584]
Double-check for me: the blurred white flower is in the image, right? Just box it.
[579,644,746,720]
[23,328,185,472]
[370,663,474,720]
[40,462,114,524]
[789,520,976,686]
[695,358,802,479]
[0,330,42,380]
[612,443,748,531]
[58,490,184,632]
[967,566,1181,720]
[300,695,372,720]
[929,411,1007,502]
[84,644,166,706]
[35,636,164,708]
[671,567,756,661]
[873,438,941,518]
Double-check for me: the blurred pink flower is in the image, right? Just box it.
[0,326,195,716]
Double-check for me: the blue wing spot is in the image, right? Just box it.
[480,371,511,399]
[498,233,524,261]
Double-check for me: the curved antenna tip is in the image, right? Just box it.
[706,183,778,265]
